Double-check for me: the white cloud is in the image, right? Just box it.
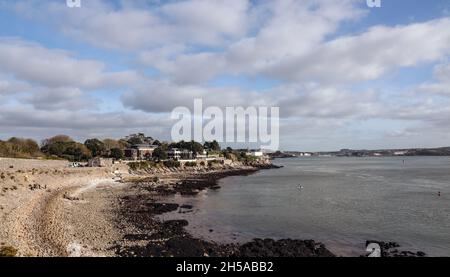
[0,104,174,140]
[122,80,384,122]
[134,0,366,84]
[7,1,450,88]
[273,85,383,119]
[0,38,140,89]
[262,18,450,83]
[23,87,96,111]
[160,0,249,44]
[416,63,450,95]
[9,0,250,51]
[0,77,30,96]
[224,0,364,74]
[121,80,265,113]
[140,50,227,84]
[132,3,450,86]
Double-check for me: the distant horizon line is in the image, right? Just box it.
[283,145,450,153]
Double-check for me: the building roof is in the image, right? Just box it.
[131,144,158,149]
[168,148,193,152]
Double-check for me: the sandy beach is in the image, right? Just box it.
[0,157,123,256]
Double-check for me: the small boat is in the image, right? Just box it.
[297,185,304,190]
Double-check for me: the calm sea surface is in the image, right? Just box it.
[161,157,450,256]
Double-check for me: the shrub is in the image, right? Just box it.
[152,146,168,161]
[245,155,258,162]
[109,148,124,160]
[128,161,156,171]
[40,136,92,161]
[0,138,41,158]
[184,161,197,167]
[84,138,106,157]
[163,160,181,168]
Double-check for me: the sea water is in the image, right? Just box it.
[161,157,450,256]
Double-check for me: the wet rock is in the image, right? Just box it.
[163,219,189,230]
[416,251,426,257]
[145,203,179,214]
[237,239,335,257]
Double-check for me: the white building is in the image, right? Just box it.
[246,150,264,157]
[166,148,194,160]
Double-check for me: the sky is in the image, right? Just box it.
[0,0,450,151]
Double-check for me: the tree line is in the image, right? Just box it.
[0,133,223,162]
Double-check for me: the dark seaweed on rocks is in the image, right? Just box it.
[145,203,179,215]
[113,167,336,257]
[238,239,335,257]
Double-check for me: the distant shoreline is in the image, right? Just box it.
[272,146,450,158]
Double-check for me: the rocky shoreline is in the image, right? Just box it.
[112,164,335,257]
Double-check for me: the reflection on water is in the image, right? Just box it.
[160,157,450,257]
